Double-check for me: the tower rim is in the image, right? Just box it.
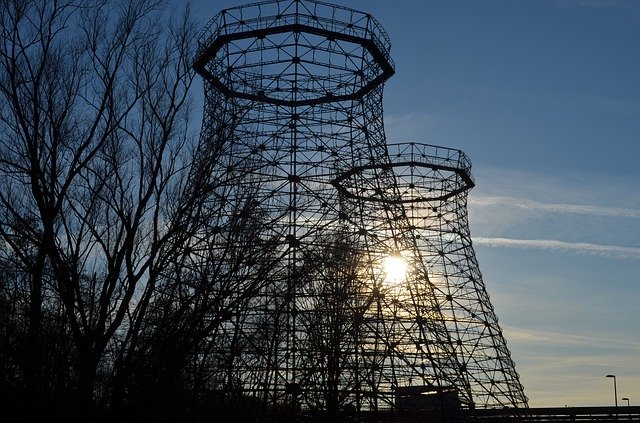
[194,0,395,106]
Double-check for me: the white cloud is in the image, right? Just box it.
[472,166,640,209]
[474,237,640,260]
[504,325,640,350]
[470,196,640,219]
[467,167,640,249]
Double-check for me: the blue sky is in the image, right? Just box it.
[188,0,640,407]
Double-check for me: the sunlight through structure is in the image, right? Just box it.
[193,0,528,419]
[383,254,408,284]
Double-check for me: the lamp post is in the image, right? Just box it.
[621,397,631,421]
[621,397,630,420]
[606,374,618,408]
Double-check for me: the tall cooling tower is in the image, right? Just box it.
[193,0,528,418]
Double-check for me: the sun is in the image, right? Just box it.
[383,254,408,284]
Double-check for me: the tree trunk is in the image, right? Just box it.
[24,249,46,420]
[77,351,99,421]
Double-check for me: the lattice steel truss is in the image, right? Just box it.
[193,0,528,418]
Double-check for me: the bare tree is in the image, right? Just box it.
[0,0,200,417]
[108,186,282,420]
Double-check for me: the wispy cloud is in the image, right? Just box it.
[470,196,640,219]
[474,237,640,260]
[504,325,640,350]
[384,112,445,142]
[503,324,640,407]
[472,166,640,208]
[384,112,443,126]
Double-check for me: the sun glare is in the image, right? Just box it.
[383,254,407,284]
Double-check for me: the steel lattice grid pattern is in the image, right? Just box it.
[192,0,528,414]
[387,142,528,408]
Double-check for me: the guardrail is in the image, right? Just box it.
[469,406,640,422]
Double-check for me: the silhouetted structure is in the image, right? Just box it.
[193,0,528,418]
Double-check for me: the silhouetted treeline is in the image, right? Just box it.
[0,1,282,421]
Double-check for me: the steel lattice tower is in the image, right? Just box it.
[193,0,528,417]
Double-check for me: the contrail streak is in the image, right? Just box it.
[470,196,640,219]
[474,237,640,260]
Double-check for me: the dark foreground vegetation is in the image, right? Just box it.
[0,0,280,420]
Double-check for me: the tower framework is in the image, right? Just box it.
[193,0,528,417]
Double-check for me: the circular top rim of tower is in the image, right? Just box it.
[196,0,394,71]
[331,142,475,204]
[386,142,474,176]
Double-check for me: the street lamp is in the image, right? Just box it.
[606,375,618,408]
[621,398,631,420]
